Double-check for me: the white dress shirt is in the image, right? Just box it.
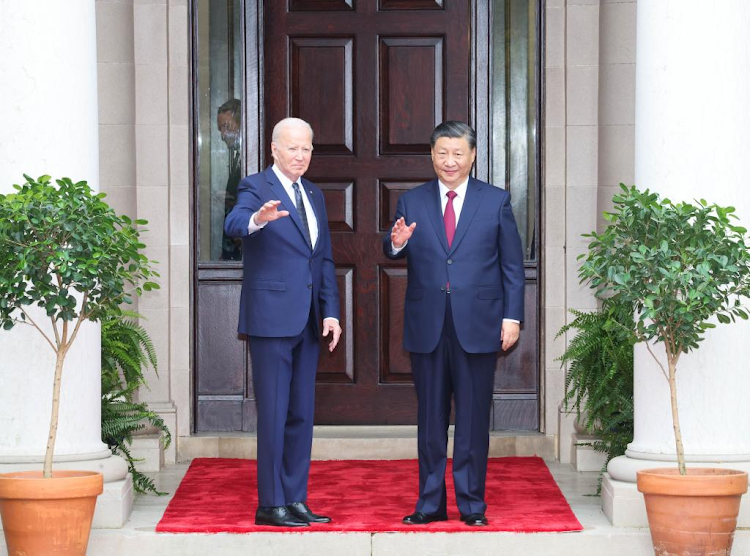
[247,164,319,248]
[391,178,468,254]
[391,178,519,324]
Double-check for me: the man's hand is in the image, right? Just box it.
[501,321,520,352]
[391,217,417,249]
[322,318,342,352]
[254,200,290,225]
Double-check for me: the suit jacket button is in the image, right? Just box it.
[440,286,446,292]
[447,259,453,265]
[307,284,313,289]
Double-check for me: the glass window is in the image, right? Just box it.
[492,0,538,261]
[196,0,243,262]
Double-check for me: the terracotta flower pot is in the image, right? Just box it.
[0,470,103,556]
[637,468,748,556]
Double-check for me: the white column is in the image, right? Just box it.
[603,0,750,526]
[0,0,128,505]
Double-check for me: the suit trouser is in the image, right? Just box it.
[248,313,319,508]
[410,294,497,516]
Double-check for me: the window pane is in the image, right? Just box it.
[492,0,538,261]
[197,0,242,262]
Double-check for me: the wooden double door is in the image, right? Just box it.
[194,0,539,431]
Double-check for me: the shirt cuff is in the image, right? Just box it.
[503,318,520,324]
[247,211,268,234]
[323,317,339,323]
[391,240,407,254]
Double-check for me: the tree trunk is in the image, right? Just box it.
[43,347,67,477]
[668,359,686,475]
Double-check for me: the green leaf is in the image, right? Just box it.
[0,174,160,346]
[577,184,750,357]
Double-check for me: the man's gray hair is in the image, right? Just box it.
[272,117,315,143]
[430,121,476,150]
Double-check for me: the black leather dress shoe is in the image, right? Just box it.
[461,513,489,526]
[286,501,332,523]
[402,511,448,525]
[255,506,309,527]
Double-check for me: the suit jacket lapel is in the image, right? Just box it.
[265,167,311,250]
[449,178,484,255]
[423,180,449,254]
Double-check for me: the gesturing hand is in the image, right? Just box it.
[322,318,342,352]
[254,200,290,225]
[391,217,416,249]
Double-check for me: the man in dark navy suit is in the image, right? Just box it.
[225,118,341,527]
[384,121,525,527]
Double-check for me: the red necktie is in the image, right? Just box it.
[444,190,457,247]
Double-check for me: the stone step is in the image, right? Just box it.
[177,426,557,462]
[571,433,608,472]
[130,433,165,473]
[82,529,664,556]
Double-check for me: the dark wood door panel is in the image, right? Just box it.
[379,0,444,10]
[315,382,418,424]
[192,1,540,432]
[380,37,443,154]
[290,37,354,154]
[195,280,255,432]
[493,398,539,431]
[196,282,247,395]
[290,0,355,11]
[494,279,538,392]
[378,180,426,232]
[264,0,471,425]
[379,267,411,383]
[492,276,539,431]
[318,181,355,232]
[317,267,355,383]
[197,400,243,432]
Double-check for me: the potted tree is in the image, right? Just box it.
[0,175,158,555]
[579,184,750,555]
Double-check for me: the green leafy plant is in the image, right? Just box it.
[557,298,635,490]
[579,184,750,474]
[101,311,171,495]
[0,175,159,478]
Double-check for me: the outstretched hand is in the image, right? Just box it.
[391,217,416,249]
[254,200,290,225]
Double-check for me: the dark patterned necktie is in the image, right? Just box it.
[292,182,312,249]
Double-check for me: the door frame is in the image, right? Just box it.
[189,0,545,433]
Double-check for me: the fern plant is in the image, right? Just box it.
[557,297,635,490]
[101,310,171,495]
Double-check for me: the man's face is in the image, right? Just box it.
[218,111,240,149]
[271,125,313,182]
[431,136,476,190]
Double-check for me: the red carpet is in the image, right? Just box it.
[156,457,583,533]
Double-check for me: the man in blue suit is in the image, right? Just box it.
[384,121,525,527]
[225,118,341,527]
